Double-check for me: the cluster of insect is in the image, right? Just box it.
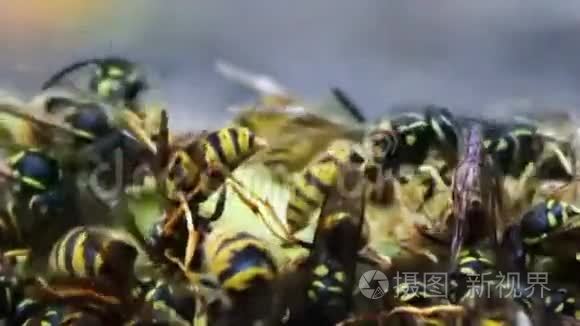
[0,57,578,326]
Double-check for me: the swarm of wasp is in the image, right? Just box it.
[0,58,577,326]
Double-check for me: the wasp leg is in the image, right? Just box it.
[179,196,200,270]
[226,177,300,245]
[35,278,121,306]
[3,248,29,266]
[163,249,202,285]
[206,185,227,222]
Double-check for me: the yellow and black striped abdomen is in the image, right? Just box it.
[205,231,277,292]
[49,227,138,283]
[286,160,340,233]
[285,142,358,234]
[203,127,263,171]
[457,249,495,276]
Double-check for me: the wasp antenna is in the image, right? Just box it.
[41,59,102,90]
[331,87,367,123]
[156,109,170,169]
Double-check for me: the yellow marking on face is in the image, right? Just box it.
[407,120,428,130]
[312,280,326,289]
[313,264,329,277]
[326,286,343,293]
[405,134,417,146]
[523,234,547,245]
[107,66,125,77]
[308,289,317,300]
[547,212,558,228]
[97,80,118,97]
[510,128,533,137]
[334,271,346,283]
[459,267,477,276]
[153,300,172,312]
[431,120,446,142]
[401,292,417,302]
[496,138,508,151]
[20,176,46,190]
[7,151,26,166]
[459,256,477,264]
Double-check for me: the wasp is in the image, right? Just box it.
[48,226,141,289]
[455,248,496,277]
[143,111,271,279]
[0,90,164,223]
[520,199,580,246]
[279,163,367,326]
[0,149,81,259]
[233,108,366,181]
[127,278,197,325]
[0,87,158,160]
[284,140,367,234]
[505,199,580,269]
[223,67,369,181]
[542,288,579,320]
[41,57,148,111]
[447,248,498,305]
[484,124,575,180]
[201,230,278,326]
[367,105,459,174]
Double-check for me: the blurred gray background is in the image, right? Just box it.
[1,0,580,129]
